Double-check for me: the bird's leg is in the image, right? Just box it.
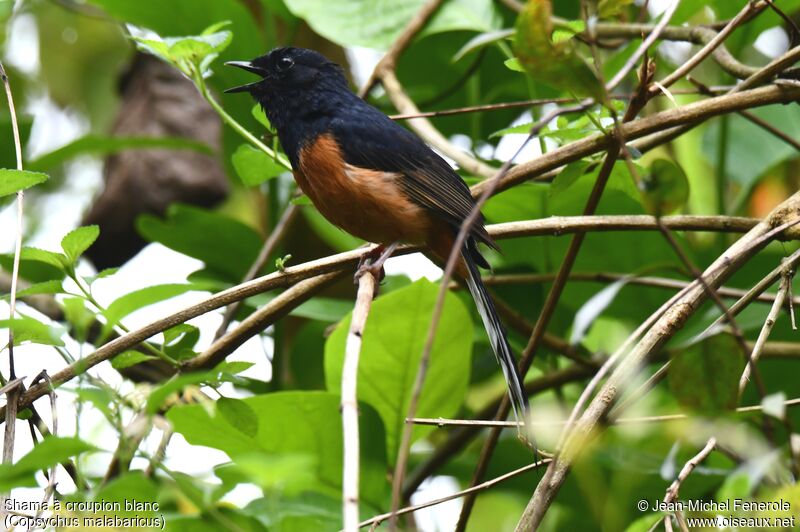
[354,242,399,285]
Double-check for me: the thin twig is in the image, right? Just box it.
[359,458,551,530]
[381,70,496,177]
[662,437,717,532]
[409,396,800,427]
[214,203,299,340]
[28,372,57,531]
[739,269,793,395]
[186,271,345,371]
[605,0,681,91]
[342,271,377,532]
[0,60,25,518]
[479,271,800,307]
[655,1,763,90]
[358,0,446,98]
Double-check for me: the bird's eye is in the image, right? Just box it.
[277,56,294,72]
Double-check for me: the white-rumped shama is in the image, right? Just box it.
[225,47,529,423]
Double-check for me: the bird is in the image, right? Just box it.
[224,47,530,426]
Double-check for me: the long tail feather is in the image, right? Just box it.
[462,246,529,422]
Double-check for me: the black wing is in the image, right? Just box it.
[329,103,497,250]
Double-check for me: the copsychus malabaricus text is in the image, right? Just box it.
[225,47,530,427]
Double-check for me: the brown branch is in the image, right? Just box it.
[739,269,793,394]
[358,0,445,98]
[516,192,800,530]
[478,84,800,196]
[342,271,377,532]
[184,271,345,371]
[480,271,800,307]
[0,213,794,421]
[654,2,765,90]
[662,437,717,532]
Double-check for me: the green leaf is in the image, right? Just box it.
[167,391,388,507]
[231,144,286,186]
[61,225,100,265]
[513,0,603,98]
[0,315,65,346]
[26,136,212,172]
[3,280,64,299]
[0,436,95,491]
[639,159,689,216]
[163,324,201,361]
[251,104,270,129]
[137,204,263,282]
[283,0,501,49]
[110,351,158,370]
[132,23,233,77]
[63,297,94,343]
[597,0,634,18]
[503,57,526,72]
[217,397,259,437]
[0,169,49,197]
[17,246,68,270]
[453,28,514,61]
[570,277,630,345]
[146,362,252,413]
[668,333,743,415]
[325,279,472,460]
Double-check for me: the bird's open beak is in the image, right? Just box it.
[224,61,267,93]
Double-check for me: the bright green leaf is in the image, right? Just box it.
[111,351,158,370]
[639,159,690,216]
[0,315,65,346]
[325,279,472,460]
[0,169,49,197]
[61,225,100,265]
[167,391,388,507]
[231,144,286,186]
[27,136,212,173]
[283,0,501,49]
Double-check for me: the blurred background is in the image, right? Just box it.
[1,0,799,530]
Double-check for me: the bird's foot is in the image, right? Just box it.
[354,242,399,286]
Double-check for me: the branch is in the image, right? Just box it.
[480,271,800,307]
[184,271,345,371]
[342,271,377,532]
[402,364,597,500]
[358,0,445,98]
[480,84,800,195]
[662,437,717,532]
[214,203,299,340]
[3,214,796,420]
[516,191,800,530]
[361,458,551,530]
[739,268,793,394]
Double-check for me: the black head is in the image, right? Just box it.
[224,47,348,99]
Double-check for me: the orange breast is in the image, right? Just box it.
[295,133,433,246]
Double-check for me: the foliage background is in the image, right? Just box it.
[0,0,799,530]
